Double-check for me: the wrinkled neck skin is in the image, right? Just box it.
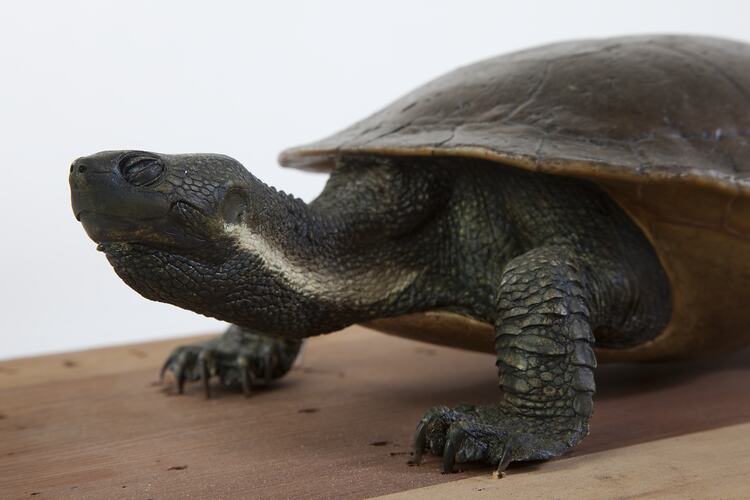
[104,160,454,338]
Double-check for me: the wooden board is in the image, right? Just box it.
[1,326,749,499]
[379,422,750,500]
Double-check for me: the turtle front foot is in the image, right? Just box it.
[412,403,587,474]
[160,325,303,398]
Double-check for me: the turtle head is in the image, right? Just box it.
[69,150,334,337]
[70,150,254,258]
[70,150,270,321]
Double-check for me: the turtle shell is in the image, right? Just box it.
[281,35,750,361]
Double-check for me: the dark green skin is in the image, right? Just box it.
[70,150,670,472]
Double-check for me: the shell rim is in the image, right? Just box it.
[279,144,748,198]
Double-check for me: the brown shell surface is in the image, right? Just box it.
[281,35,750,361]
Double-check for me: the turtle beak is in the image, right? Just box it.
[69,151,171,244]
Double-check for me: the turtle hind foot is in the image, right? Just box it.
[160,325,302,398]
[412,403,586,474]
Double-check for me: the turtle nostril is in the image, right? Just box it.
[70,159,87,175]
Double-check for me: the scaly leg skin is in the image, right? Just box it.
[414,247,597,474]
[161,325,303,397]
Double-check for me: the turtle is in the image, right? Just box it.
[69,34,750,473]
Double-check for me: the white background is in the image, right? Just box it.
[1,0,748,360]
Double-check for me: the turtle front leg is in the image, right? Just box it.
[414,246,597,473]
[161,325,303,397]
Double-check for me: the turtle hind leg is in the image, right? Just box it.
[415,246,599,472]
[161,325,303,397]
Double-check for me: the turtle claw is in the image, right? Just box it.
[159,355,172,381]
[443,421,491,473]
[263,353,274,385]
[442,438,457,474]
[495,445,512,477]
[175,350,192,395]
[238,354,253,397]
[198,349,213,398]
[159,327,302,397]
[161,343,263,397]
[413,403,584,473]
[412,420,427,465]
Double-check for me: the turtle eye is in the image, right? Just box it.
[119,153,164,187]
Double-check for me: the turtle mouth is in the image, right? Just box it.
[95,240,157,254]
[78,203,223,262]
[76,210,173,245]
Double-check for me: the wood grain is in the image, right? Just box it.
[1,326,749,499]
[379,423,750,500]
